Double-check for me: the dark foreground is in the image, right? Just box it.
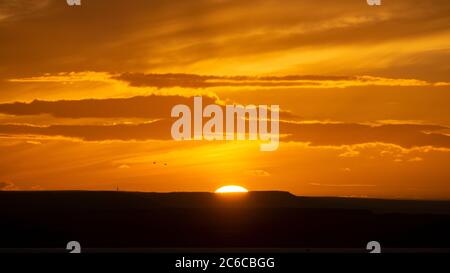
[1,191,450,251]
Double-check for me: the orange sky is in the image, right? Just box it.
[0,0,449,199]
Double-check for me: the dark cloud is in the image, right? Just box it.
[282,123,450,148]
[114,73,356,89]
[0,94,295,119]
[0,95,217,118]
[0,120,173,141]
[0,0,449,81]
[0,120,449,149]
[0,181,15,190]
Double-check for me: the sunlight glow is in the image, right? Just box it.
[215,185,249,193]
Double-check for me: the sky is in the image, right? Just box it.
[0,0,449,199]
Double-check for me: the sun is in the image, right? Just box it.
[215,185,249,193]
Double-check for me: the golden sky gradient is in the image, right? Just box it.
[0,0,449,199]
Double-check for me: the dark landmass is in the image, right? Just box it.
[1,191,450,251]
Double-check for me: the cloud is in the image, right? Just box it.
[9,72,441,89]
[282,122,450,149]
[25,140,42,145]
[8,72,112,83]
[339,150,360,158]
[309,183,376,188]
[0,95,218,119]
[1,0,449,81]
[246,169,270,177]
[0,120,173,141]
[0,120,449,150]
[0,1,50,22]
[114,73,437,89]
[0,94,295,120]
[0,181,16,190]
[0,181,43,191]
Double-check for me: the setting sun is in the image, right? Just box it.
[215,185,249,193]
